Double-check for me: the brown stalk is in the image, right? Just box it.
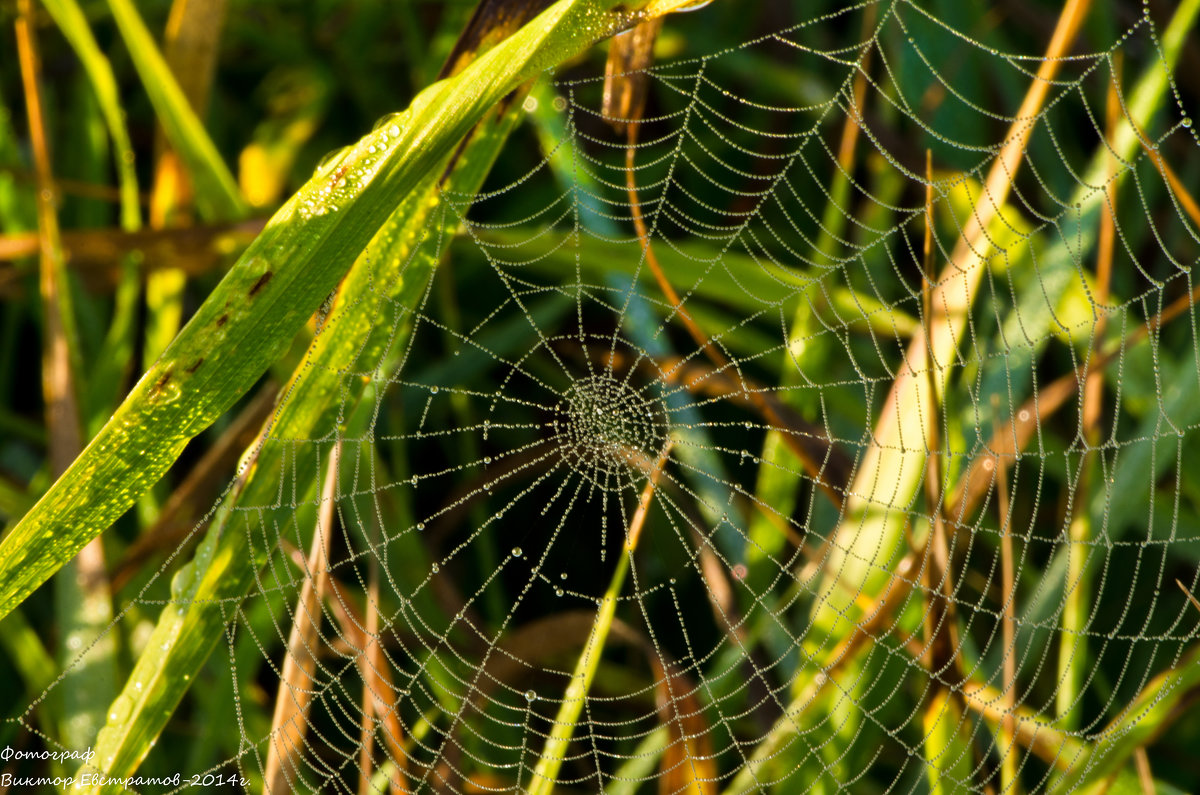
[1137,137,1200,229]
[652,658,717,795]
[994,413,1019,793]
[0,220,266,290]
[608,18,846,512]
[626,442,673,551]
[264,441,341,795]
[1178,579,1200,614]
[918,150,962,681]
[356,562,379,795]
[1133,748,1155,795]
[353,552,410,794]
[845,0,1092,524]
[1059,60,1122,563]
[1055,56,1125,726]
[835,7,875,195]
[280,542,411,793]
[16,0,81,479]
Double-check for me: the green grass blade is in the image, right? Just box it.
[103,0,246,221]
[1052,644,1200,793]
[0,0,646,626]
[528,571,629,795]
[527,452,668,795]
[41,0,141,232]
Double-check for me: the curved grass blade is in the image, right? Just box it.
[527,447,671,795]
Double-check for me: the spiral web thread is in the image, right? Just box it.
[28,1,1200,792]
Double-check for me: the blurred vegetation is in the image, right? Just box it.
[1,0,1199,793]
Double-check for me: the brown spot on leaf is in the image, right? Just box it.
[216,313,230,327]
[248,271,273,297]
[330,162,351,189]
[153,371,173,395]
[185,358,204,374]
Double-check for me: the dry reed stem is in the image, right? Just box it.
[846,0,1092,517]
[1138,137,1200,228]
[16,0,81,477]
[1178,579,1200,614]
[309,561,411,793]
[918,149,963,682]
[995,430,1019,794]
[264,441,340,794]
[1133,748,1155,795]
[1056,54,1125,726]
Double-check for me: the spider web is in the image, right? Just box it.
[26,1,1200,792]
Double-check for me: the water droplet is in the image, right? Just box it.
[1184,117,1194,128]
[107,695,133,725]
[555,588,564,597]
[522,95,539,113]
[431,385,439,394]
[560,572,568,580]
[316,146,348,174]
[553,96,568,112]
[525,690,537,702]
[416,522,425,531]
[512,547,523,557]
[372,112,405,133]
[431,563,440,573]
